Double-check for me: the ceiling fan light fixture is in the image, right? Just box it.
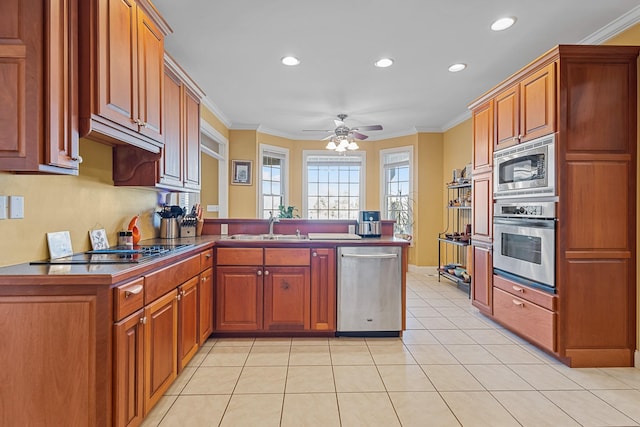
[335,145,347,153]
[374,58,394,68]
[448,63,467,73]
[281,56,300,66]
[338,138,350,148]
[347,141,359,150]
[491,17,516,31]
[325,140,337,150]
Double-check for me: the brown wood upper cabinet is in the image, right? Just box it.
[79,0,171,153]
[471,100,493,173]
[495,62,556,151]
[112,54,203,191]
[0,0,80,174]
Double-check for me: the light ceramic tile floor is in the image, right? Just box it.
[143,267,640,427]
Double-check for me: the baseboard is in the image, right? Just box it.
[635,350,639,367]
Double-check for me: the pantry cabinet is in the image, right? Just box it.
[0,0,80,174]
[469,44,639,367]
[79,0,171,153]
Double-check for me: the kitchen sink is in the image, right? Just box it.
[225,234,308,241]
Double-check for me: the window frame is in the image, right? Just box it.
[258,144,289,219]
[379,146,414,234]
[302,150,366,219]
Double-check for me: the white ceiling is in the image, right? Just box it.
[152,0,640,141]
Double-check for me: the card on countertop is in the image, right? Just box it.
[46,231,73,259]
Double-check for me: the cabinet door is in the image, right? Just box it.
[215,266,263,331]
[144,290,177,415]
[494,84,520,151]
[471,245,492,315]
[160,66,183,187]
[264,266,310,331]
[177,276,199,372]
[471,171,493,243]
[198,267,214,344]
[472,100,493,172]
[0,0,79,174]
[97,0,138,132]
[135,4,163,142]
[183,86,201,190]
[520,62,556,143]
[113,309,144,427]
[310,248,336,331]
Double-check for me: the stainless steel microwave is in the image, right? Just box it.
[493,134,556,198]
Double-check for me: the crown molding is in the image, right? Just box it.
[229,123,260,131]
[442,110,472,131]
[201,97,232,128]
[415,125,443,133]
[579,5,640,45]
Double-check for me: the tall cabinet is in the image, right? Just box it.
[468,45,638,367]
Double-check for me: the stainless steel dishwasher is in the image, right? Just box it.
[337,246,402,336]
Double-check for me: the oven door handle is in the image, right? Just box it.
[493,217,555,228]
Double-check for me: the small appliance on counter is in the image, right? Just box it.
[157,205,184,239]
[357,210,381,237]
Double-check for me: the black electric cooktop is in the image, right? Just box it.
[30,244,194,265]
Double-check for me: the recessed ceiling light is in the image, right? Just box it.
[448,63,467,73]
[281,56,300,66]
[491,17,516,31]
[374,58,394,68]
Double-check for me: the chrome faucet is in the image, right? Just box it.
[268,211,280,236]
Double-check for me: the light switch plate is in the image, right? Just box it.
[206,205,219,212]
[9,195,24,219]
[0,196,7,220]
[348,224,356,234]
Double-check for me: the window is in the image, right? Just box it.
[303,152,365,219]
[259,145,288,219]
[381,147,413,234]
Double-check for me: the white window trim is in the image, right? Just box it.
[200,120,228,218]
[258,143,289,218]
[379,145,414,220]
[302,150,366,218]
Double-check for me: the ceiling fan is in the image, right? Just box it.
[304,114,383,141]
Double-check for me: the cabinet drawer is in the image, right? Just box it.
[265,248,310,266]
[145,255,201,304]
[493,287,556,352]
[216,248,263,265]
[493,274,556,311]
[200,249,213,270]
[114,278,145,321]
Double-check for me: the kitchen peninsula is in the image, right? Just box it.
[0,219,408,426]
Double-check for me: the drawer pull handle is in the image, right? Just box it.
[512,286,524,293]
[512,299,524,308]
[124,284,144,298]
[205,253,212,259]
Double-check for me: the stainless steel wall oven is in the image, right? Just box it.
[493,200,556,292]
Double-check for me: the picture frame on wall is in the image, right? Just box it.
[231,160,252,185]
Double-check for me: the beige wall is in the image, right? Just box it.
[200,152,219,218]
[0,139,160,267]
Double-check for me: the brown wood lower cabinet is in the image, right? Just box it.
[214,247,335,334]
[310,248,336,331]
[471,244,492,315]
[114,309,145,427]
[178,276,199,371]
[144,290,178,415]
[264,266,311,331]
[199,267,214,343]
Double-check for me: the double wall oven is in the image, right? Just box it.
[492,134,557,293]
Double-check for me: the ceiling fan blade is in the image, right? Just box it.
[302,129,333,132]
[321,134,336,140]
[352,124,383,131]
[334,119,345,128]
[352,131,369,140]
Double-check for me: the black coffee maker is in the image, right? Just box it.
[357,210,381,237]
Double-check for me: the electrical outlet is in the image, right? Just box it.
[220,224,228,235]
[0,196,7,220]
[9,195,24,219]
[348,224,356,234]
